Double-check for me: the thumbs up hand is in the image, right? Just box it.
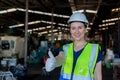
[45,48,56,72]
[48,48,55,59]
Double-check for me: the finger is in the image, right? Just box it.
[48,48,55,59]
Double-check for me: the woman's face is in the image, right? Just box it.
[70,22,87,41]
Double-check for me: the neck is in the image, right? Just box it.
[74,40,87,46]
[74,40,87,51]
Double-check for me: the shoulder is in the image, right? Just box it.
[89,42,101,47]
[58,43,70,52]
[87,43,100,49]
[88,43,103,62]
[88,42,99,45]
[59,43,72,52]
[63,43,72,48]
[63,43,69,48]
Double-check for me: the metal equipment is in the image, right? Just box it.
[0,36,24,58]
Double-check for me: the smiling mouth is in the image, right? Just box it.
[74,34,80,37]
[74,35,81,38]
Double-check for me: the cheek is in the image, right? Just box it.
[84,29,87,33]
[81,29,86,33]
[70,29,74,34]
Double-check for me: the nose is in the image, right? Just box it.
[75,28,79,33]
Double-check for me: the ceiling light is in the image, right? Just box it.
[53,29,58,32]
[90,23,93,25]
[86,9,97,13]
[73,10,84,13]
[0,8,17,14]
[17,8,69,18]
[73,9,97,14]
[7,8,17,12]
[102,17,120,23]
[28,30,32,32]
[9,20,67,28]
[41,31,47,34]
[47,26,51,28]
[9,24,24,28]
[0,11,7,14]
[0,8,70,18]
[112,8,120,12]
[99,22,115,27]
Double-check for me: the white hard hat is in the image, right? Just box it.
[67,12,89,27]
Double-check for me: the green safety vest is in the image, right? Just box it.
[60,43,99,80]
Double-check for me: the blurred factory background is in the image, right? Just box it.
[0,0,120,80]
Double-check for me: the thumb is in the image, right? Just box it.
[48,48,55,59]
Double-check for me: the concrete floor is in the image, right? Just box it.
[27,64,113,80]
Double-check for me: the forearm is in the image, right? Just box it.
[94,61,102,80]
[55,52,64,67]
[94,71,102,80]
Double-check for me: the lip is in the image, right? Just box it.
[75,35,80,38]
[74,33,80,37]
[74,34,81,38]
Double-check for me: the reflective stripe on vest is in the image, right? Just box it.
[61,43,99,80]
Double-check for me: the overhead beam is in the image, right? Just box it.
[7,0,23,8]
[68,0,76,12]
[1,0,16,7]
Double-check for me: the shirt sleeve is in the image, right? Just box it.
[97,49,104,63]
[58,46,64,52]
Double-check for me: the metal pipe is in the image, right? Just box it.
[24,0,29,67]
[51,8,54,44]
[118,8,120,53]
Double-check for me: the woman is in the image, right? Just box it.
[45,12,103,80]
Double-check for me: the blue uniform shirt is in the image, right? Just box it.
[59,46,103,63]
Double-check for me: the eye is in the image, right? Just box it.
[70,26,76,30]
[78,26,84,29]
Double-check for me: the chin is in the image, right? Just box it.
[74,38,81,41]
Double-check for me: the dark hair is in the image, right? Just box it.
[82,22,87,28]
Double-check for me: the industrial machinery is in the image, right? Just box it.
[0,36,24,58]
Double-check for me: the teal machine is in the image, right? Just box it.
[27,41,48,64]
